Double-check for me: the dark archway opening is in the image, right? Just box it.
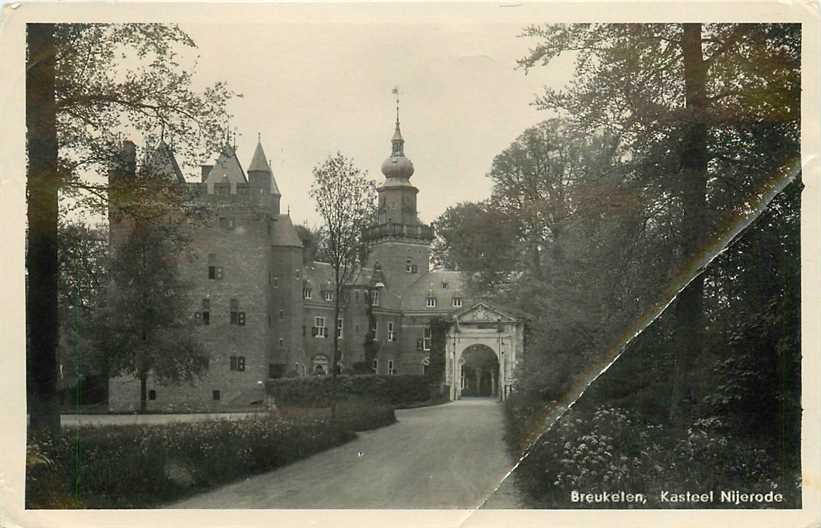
[461,345,499,397]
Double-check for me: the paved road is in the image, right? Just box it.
[169,398,523,509]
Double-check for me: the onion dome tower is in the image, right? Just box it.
[364,89,434,290]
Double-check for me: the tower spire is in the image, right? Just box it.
[390,87,405,156]
[393,86,400,128]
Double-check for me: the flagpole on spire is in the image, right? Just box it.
[392,86,400,127]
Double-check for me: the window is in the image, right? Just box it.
[303,287,313,300]
[279,309,285,320]
[337,317,344,339]
[201,299,210,323]
[426,296,438,308]
[295,269,301,279]
[406,259,413,273]
[279,338,285,348]
[442,281,449,289]
[207,254,223,280]
[148,389,157,401]
[219,216,235,229]
[370,319,378,340]
[387,360,396,376]
[229,298,245,325]
[312,316,328,338]
[230,356,246,371]
[370,290,380,306]
[423,327,432,351]
[387,321,395,342]
[372,359,379,373]
[273,275,279,288]
[323,290,333,302]
[212,390,221,401]
[411,264,418,273]
[452,296,463,308]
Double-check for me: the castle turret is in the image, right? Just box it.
[364,91,434,293]
[247,135,281,215]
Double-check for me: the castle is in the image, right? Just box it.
[108,106,525,411]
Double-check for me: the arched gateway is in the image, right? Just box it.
[446,303,526,401]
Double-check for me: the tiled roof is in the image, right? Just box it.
[248,141,270,173]
[205,144,247,186]
[143,140,185,183]
[400,270,467,311]
[271,214,304,248]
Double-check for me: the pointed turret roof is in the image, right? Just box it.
[143,139,185,183]
[248,139,271,173]
[246,136,281,196]
[271,214,304,248]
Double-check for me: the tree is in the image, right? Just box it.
[431,201,519,295]
[56,222,109,403]
[27,24,59,431]
[310,153,377,418]
[26,23,233,430]
[518,23,800,423]
[95,221,208,413]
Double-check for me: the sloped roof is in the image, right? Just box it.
[143,140,185,183]
[247,141,281,195]
[248,141,271,173]
[401,270,467,310]
[205,144,247,186]
[271,214,304,248]
[304,261,334,289]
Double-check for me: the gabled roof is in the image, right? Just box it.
[451,302,516,323]
[204,144,247,186]
[143,140,185,183]
[271,214,304,248]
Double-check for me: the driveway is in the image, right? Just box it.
[168,398,523,509]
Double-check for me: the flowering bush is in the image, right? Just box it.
[521,406,666,504]
[506,403,797,508]
[26,407,395,508]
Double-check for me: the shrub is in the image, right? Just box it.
[266,374,430,407]
[26,413,358,508]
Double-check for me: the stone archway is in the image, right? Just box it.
[460,344,499,397]
[445,303,526,402]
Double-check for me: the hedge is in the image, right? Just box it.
[26,402,395,509]
[267,374,432,407]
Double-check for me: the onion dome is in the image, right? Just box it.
[381,90,415,181]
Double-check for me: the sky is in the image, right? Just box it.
[177,8,573,227]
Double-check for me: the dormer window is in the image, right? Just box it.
[426,296,438,308]
[370,290,380,306]
[322,290,333,302]
[406,259,413,273]
[441,281,449,289]
[452,296,463,308]
[303,287,312,300]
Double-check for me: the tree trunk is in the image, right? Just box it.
[139,370,148,414]
[669,23,709,425]
[26,23,60,434]
[329,273,341,420]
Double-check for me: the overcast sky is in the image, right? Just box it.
[179,8,573,227]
